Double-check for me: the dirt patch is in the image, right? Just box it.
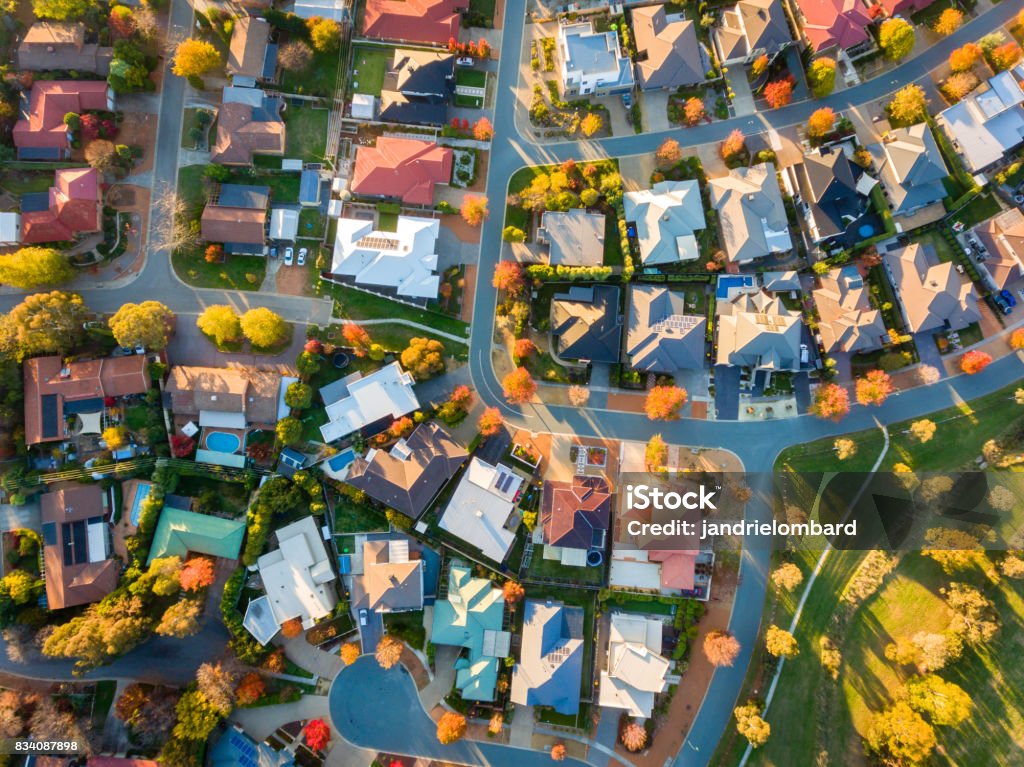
[441,212,482,245]
[606,391,647,414]
[461,264,477,322]
[276,262,315,296]
[399,646,430,690]
[117,112,158,175]
[468,151,489,193]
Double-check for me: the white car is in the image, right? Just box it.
[359,609,368,627]
[456,56,474,66]
[298,247,308,266]
[284,246,294,266]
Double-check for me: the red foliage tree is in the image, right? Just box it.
[514,338,536,361]
[235,673,266,705]
[644,386,688,421]
[493,261,525,296]
[204,244,223,263]
[170,434,195,458]
[449,385,473,409]
[855,369,894,406]
[867,3,885,18]
[342,323,372,356]
[810,383,850,421]
[304,339,323,354]
[478,407,504,437]
[447,37,457,53]
[764,78,795,108]
[451,117,460,129]
[179,556,215,592]
[502,367,537,404]
[305,719,330,751]
[959,349,992,374]
[80,113,100,140]
[460,118,469,131]
[109,6,135,38]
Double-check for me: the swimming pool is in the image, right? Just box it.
[130,483,152,527]
[206,431,242,454]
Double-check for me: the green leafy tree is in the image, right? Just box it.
[32,0,93,21]
[400,337,446,380]
[0,247,74,289]
[197,305,242,346]
[108,300,174,350]
[904,675,972,727]
[0,291,88,360]
[0,570,43,605]
[879,18,915,61]
[276,416,302,446]
[284,382,313,410]
[156,599,203,638]
[502,226,526,243]
[171,689,222,741]
[807,58,837,97]
[240,307,289,349]
[43,593,155,671]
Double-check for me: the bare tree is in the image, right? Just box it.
[149,182,196,254]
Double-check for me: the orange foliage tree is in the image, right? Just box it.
[704,630,742,667]
[644,385,688,421]
[234,673,266,705]
[503,580,526,603]
[342,322,372,356]
[620,721,648,752]
[683,97,706,126]
[810,383,850,421]
[281,618,303,638]
[959,350,992,374]
[461,195,489,227]
[502,367,537,404]
[855,369,894,406]
[493,261,526,296]
[340,642,361,665]
[720,129,746,160]
[437,712,467,744]
[472,117,494,140]
[179,556,215,592]
[764,79,794,108]
[375,635,404,669]
[478,407,504,437]
[807,107,836,139]
[551,744,567,761]
[1010,328,1024,350]
[949,43,982,73]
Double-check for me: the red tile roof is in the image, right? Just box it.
[22,167,101,243]
[541,475,611,550]
[649,550,698,591]
[795,0,870,50]
[351,137,454,205]
[362,0,462,46]
[870,0,934,16]
[13,81,111,150]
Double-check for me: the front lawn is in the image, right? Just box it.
[950,193,1002,230]
[284,105,329,162]
[455,68,487,89]
[466,0,497,25]
[316,280,470,338]
[172,245,266,290]
[351,45,393,96]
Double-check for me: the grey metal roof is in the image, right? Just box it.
[627,285,706,372]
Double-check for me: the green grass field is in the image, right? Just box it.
[317,279,470,339]
[284,105,329,162]
[351,46,393,96]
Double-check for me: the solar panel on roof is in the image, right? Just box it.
[42,522,56,546]
[61,523,73,566]
[41,393,60,438]
[72,520,88,564]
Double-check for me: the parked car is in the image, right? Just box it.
[456,57,474,66]
[298,247,308,266]
[622,92,633,109]
[359,609,368,627]
[269,245,278,258]
[1000,289,1017,307]
[284,246,294,266]
[993,293,1013,314]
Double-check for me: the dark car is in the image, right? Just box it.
[1000,289,1017,307]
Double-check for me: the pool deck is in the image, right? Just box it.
[201,427,247,454]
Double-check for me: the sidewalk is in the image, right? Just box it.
[281,636,344,681]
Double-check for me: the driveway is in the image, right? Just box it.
[713,365,741,421]
[914,331,947,379]
[641,90,671,132]
[0,500,40,534]
[166,320,307,372]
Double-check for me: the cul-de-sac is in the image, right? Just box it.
[0,0,1023,765]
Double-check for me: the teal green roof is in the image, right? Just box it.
[147,506,245,564]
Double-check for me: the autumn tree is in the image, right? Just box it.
[305,718,331,751]
[102,425,127,450]
[620,721,647,752]
[32,0,93,21]
[376,635,404,669]
[959,349,991,374]
[1001,553,1024,578]
[1010,327,1024,350]
[285,382,313,411]
[879,18,915,61]
[472,117,494,140]
[502,367,537,404]
[172,39,220,79]
[905,674,972,727]
[819,636,841,680]
[239,307,289,350]
[765,625,799,658]
[306,16,341,51]
[909,419,936,444]
[275,416,301,446]
[763,79,794,108]
[401,337,446,380]
[943,72,979,101]
[44,593,155,671]
[568,384,590,406]
[865,703,936,766]
[196,662,236,716]
[0,247,74,289]
[551,743,567,761]
[771,563,803,592]
[810,383,849,421]
[945,582,999,644]
[703,630,741,667]
[644,385,688,421]
[834,438,857,460]
[493,260,526,295]
[917,364,941,386]
[807,107,836,139]
[179,557,215,592]
[751,54,769,77]
[341,642,361,665]
[645,434,668,470]
[655,138,682,167]
[990,41,1023,72]
[478,407,504,436]
[514,338,536,362]
[341,322,372,356]
[502,226,526,242]
[855,369,894,406]
[156,598,203,638]
[720,129,746,160]
[503,580,525,603]
[85,139,118,173]
[683,97,706,126]
[0,290,88,360]
[436,711,467,744]
[807,57,837,97]
[461,195,489,226]
[888,84,928,124]
[734,703,770,747]
[580,112,602,137]
[278,40,313,72]
[108,300,174,351]
[234,673,266,706]
[934,7,963,36]
[949,42,982,72]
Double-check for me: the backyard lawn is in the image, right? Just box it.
[0,170,59,196]
[351,45,393,96]
[332,494,388,533]
[951,193,1002,230]
[524,546,605,584]
[225,171,300,204]
[284,106,329,162]
[911,227,957,263]
[299,208,325,239]
[280,46,344,97]
[180,107,214,149]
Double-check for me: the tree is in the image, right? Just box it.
[909,419,936,443]
[109,300,174,351]
[771,563,803,592]
[473,117,494,140]
[880,18,915,61]
[43,593,155,671]
[943,72,979,102]
[84,138,118,173]
[156,598,203,638]
[751,54,769,77]
[340,642,361,665]
[734,703,770,747]
[285,382,313,410]
[580,112,602,137]
[514,338,536,362]
[959,350,991,374]
[703,630,741,667]
[0,290,88,360]
[644,385,688,421]
[683,97,706,126]
[102,425,128,451]
[856,369,894,406]
[502,226,526,243]
[656,138,682,166]
[568,384,590,406]
[493,261,526,295]
[32,0,93,20]
[810,383,849,421]
[279,40,313,72]
[834,438,857,460]
[765,625,799,658]
[990,41,1023,71]
[172,39,221,79]
[305,718,330,751]
[502,367,537,404]
[933,7,963,36]
[0,247,74,289]
[401,337,446,380]
[502,580,525,603]
[197,305,242,347]
[478,407,504,436]
[376,635,404,669]
[276,416,301,446]
[865,702,936,766]
[551,743,567,761]
[197,662,236,716]
[807,107,836,139]
[764,79,794,108]
[171,434,195,458]
[235,673,266,706]
[436,712,467,744]
[645,434,668,470]
[949,42,983,72]
[808,57,837,97]
[905,675,971,727]
[1010,327,1024,350]
[945,582,999,644]
[172,689,222,741]
[179,557,215,592]
[888,84,928,124]
[461,195,489,226]
[720,129,745,160]
[341,322,372,356]
[1001,553,1024,578]
[240,308,289,349]
[116,683,149,724]
[0,570,41,605]
[307,16,341,51]
[819,636,841,680]
[620,721,647,752]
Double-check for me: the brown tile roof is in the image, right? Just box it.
[209,101,285,166]
[16,22,113,74]
[976,208,1024,290]
[884,243,981,333]
[357,538,424,612]
[13,81,111,151]
[541,475,611,550]
[22,167,101,243]
[200,202,267,244]
[24,355,151,445]
[165,365,281,425]
[228,17,271,79]
[41,484,119,610]
[351,137,453,205]
[362,0,461,46]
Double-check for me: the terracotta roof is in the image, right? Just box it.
[24,355,151,445]
[976,208,1024,290]
[13,81,110,150]
[362,0,461,46]
[200,204,267,243]
[795,0,870,50]
[228,17,271,79]
[351,137,453,205]
[165,365,281,425]
[648,550,697,591]
[358,538,424,612]
[541,475,612,550]
[210,101,285,165]
[41,484,119,610]
[22,167,101,243]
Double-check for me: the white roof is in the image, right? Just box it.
[320,361,419,443]
[278,375,299,422]
[438,457,521,563]
[351,93,376,120]
[609,551,664,591]
[0,212,20,244]
[291,0,345,22]
[199,410,247,429]
[599,612,670,717]
[331,216,441,299]
[257,515,337,629]
[937,70,1024,172]
[86,518,108,563]
[623,180,706,265]
[270,208,299,241]
[243,594,281,645]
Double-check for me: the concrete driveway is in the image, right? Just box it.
[166,320,307,372]
[641,90,671,132]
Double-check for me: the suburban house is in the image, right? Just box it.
[328,216,441,300]
[41,484,117,610]
[210,87,286,166]
[869,124,950,217]
[813,266,887,354]
[712,0,793,66]
[20,167,102,244]
[540,476,611,567]
[291,0,346,21]
[793,147,869,245]
[350,535,425,614]
[868,0,937,16]
[627,285,707,372]
[16,22,113,74]
[537,209,606,267]
[343,422,468,519]
[146,503,246,564]
[23,354,151,447]
[883,243,981,334]
[361,0,462,47]
[975,208,1024,291]
[0,212,20,246]
[631,5,706,91]
[557,21,634,97]
[243,516,337,645]
[318,361,420,443]
[378,49,454,125]
[437,457,523,563]
[761,270,801,293]
[623,180,706,265]
[227,17,277,85]
[431,563,510,701]
[709,164,792,263]
[550,285,623,364]
[350,137,453,206]
[510,599,585,715]
[270,207,298,242]
[598,612,671,718]
[210,726,295,767]
[716,290,803,372]
[13,81,114,160]
[200,184,270,254]
[791,0,871,53]
[935,70,1024,174]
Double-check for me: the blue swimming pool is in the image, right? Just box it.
[206,431,242,454]
[130,483,152,527]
